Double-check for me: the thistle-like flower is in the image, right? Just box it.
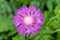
[13,6,44,36]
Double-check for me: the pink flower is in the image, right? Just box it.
[13,6,44,36]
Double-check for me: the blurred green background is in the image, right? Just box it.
[0,0,60,40]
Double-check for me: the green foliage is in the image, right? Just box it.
[46,0,53,12]
[0,0,60,40]
[30,0,40,8]
[54,4,60,17]
[12,34,25,40]
[55,0,60,4]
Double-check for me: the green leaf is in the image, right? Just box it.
[34,35,40,40]
[0,16,9,32]
[55,0,60,4]
[46,0,53,12]
[12,34,25,40]
[0,34,4,40]
[44,11,51,22]
[57,32,60,40]
[54,4,60,17]
[0,0,12,15]
[9,0,17,12]
[53,29,60,33]
[30,0,40,8]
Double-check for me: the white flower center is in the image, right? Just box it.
[24,16,33,25]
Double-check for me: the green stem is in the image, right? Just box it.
[25,36,28,40]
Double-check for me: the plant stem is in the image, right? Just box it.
[25,36,28,40]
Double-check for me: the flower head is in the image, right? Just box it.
[13,6,44,36]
